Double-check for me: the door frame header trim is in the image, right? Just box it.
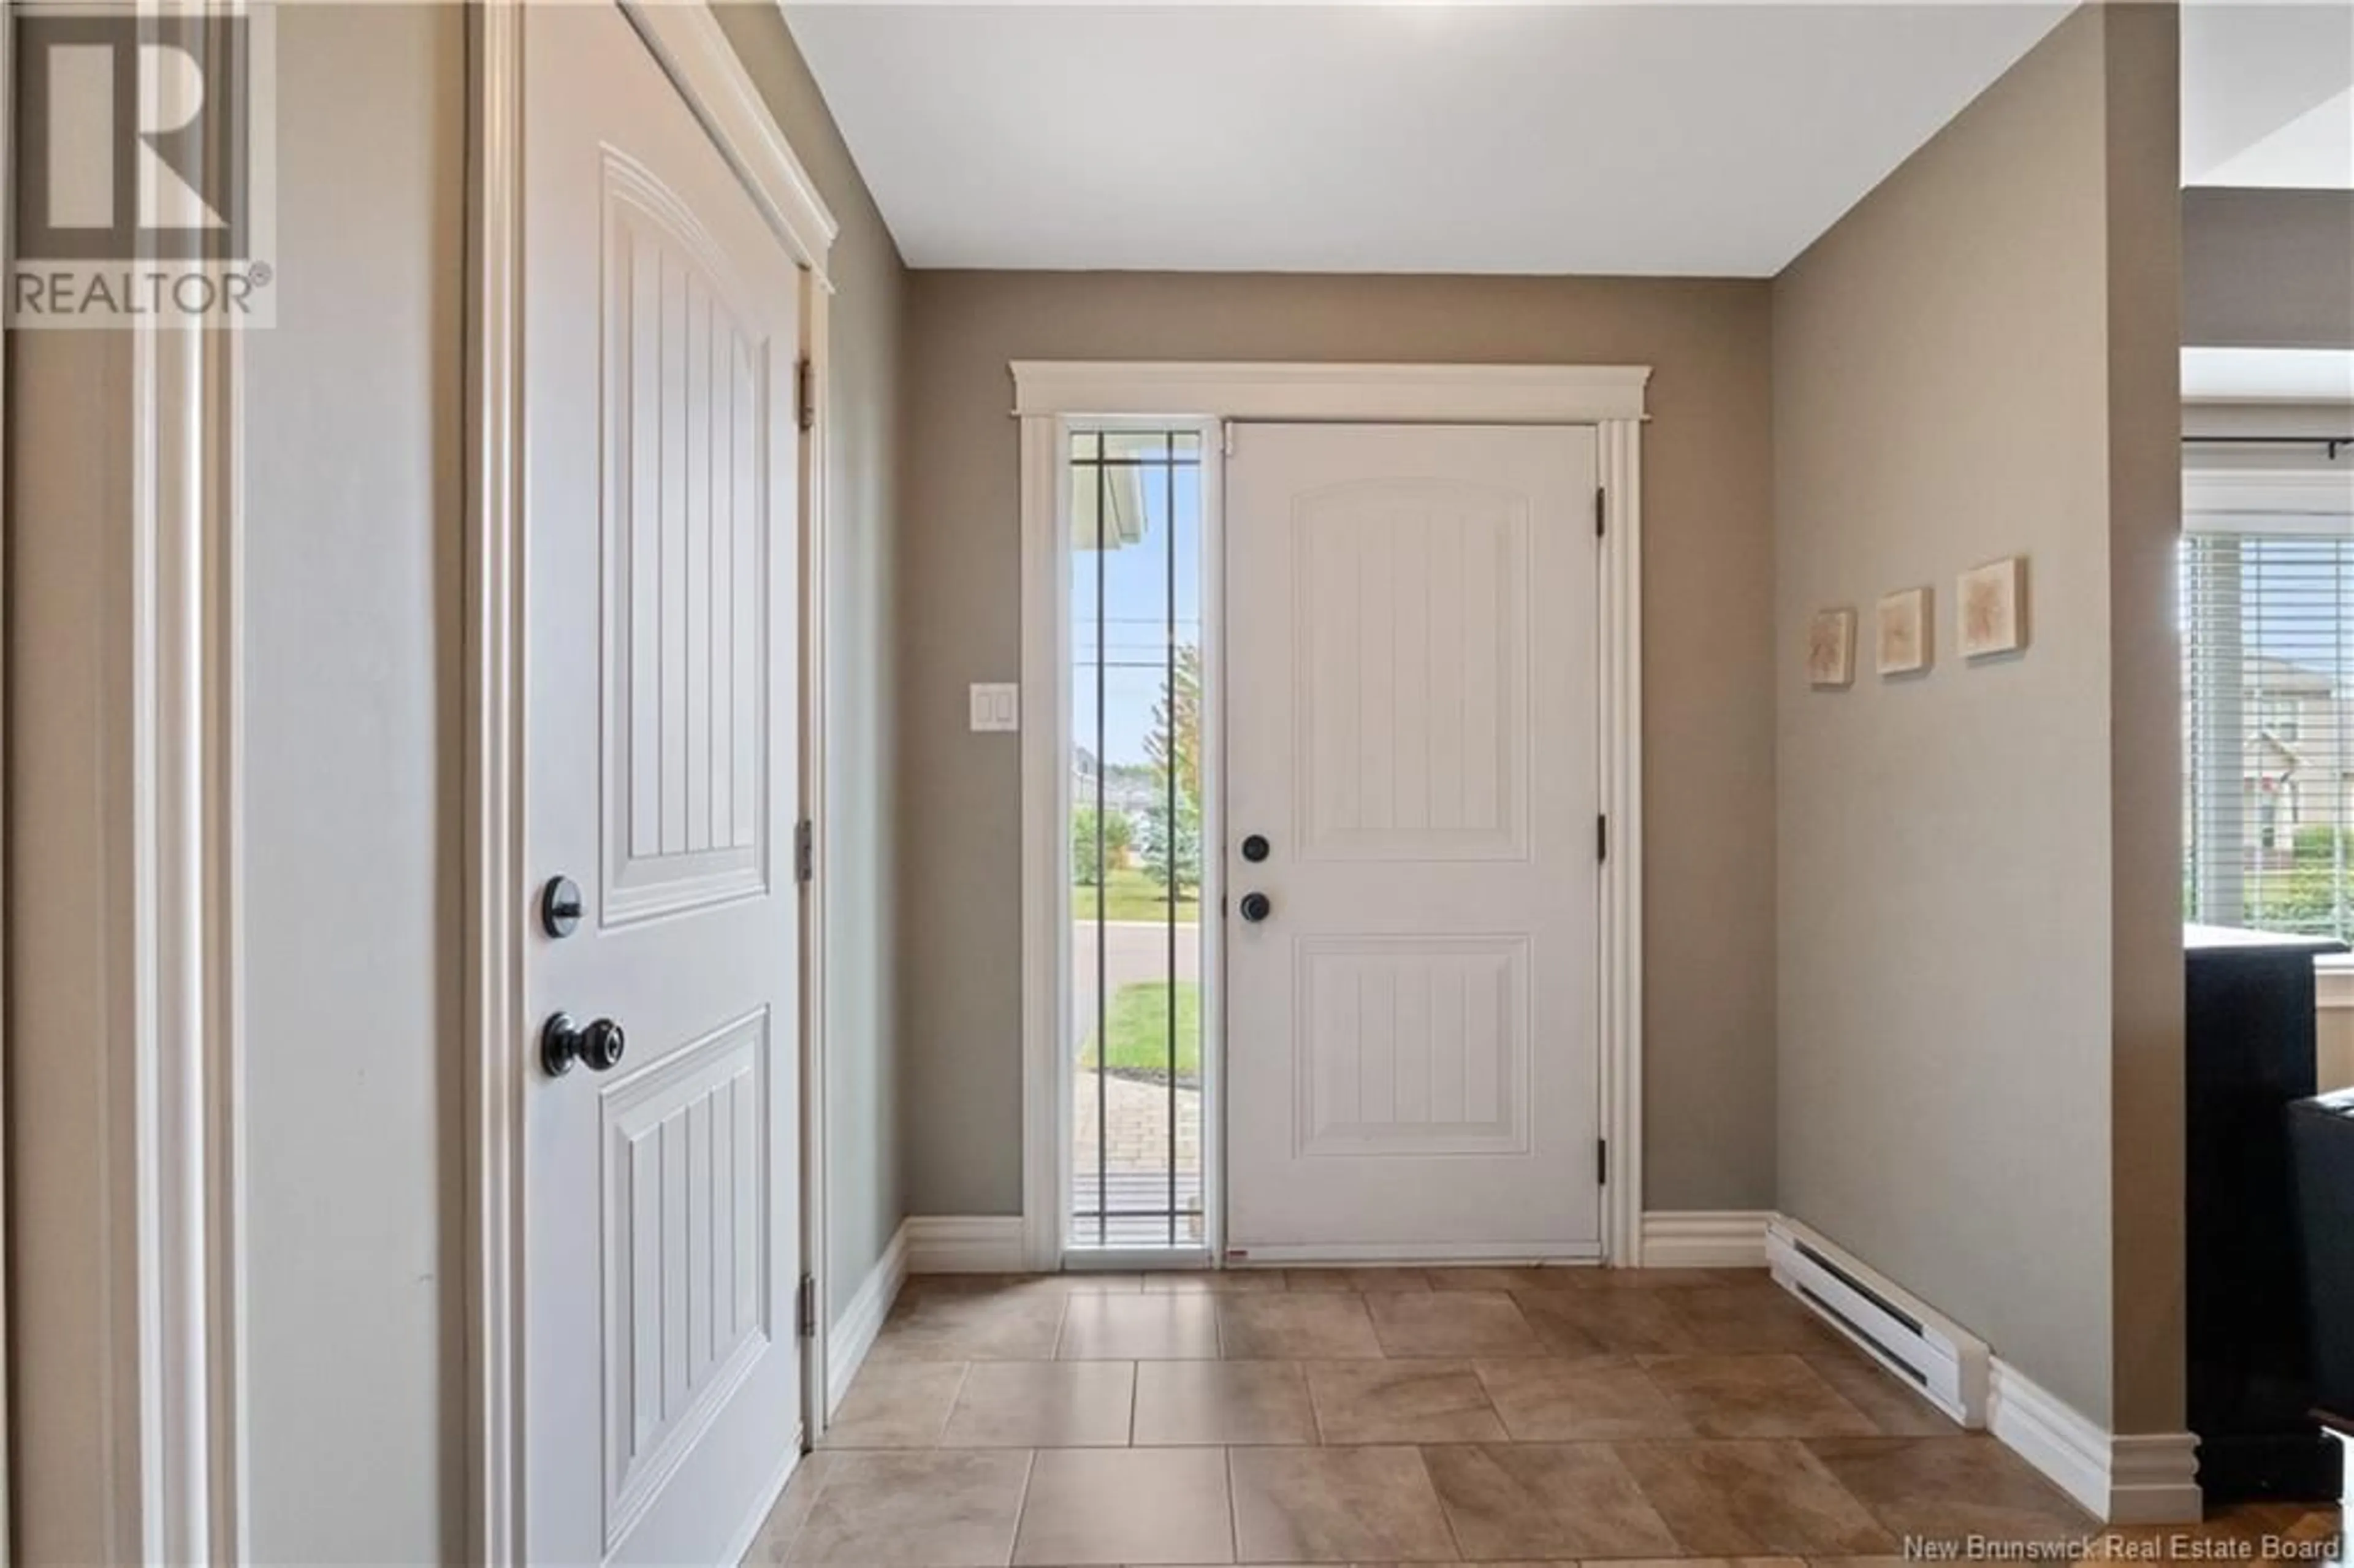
[1013,361,1651,423]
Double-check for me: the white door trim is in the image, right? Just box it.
[463,6,836,1561]
[1015,362,1651,1271]
[1019,414,1226,1269]
[4,10,251,1557]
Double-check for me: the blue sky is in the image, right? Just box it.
[1072,459,1203,769]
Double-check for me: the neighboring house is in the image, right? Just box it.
[2188,652,2354,862]
[1072,745,1162,839]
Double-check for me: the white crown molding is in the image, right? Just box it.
[1640,1212,1772,1269]
[826,1224,910,1414]
[905,1217,1029,1276]
[1010,361,1653,423]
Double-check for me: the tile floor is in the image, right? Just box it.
[745,1266,2347,1567]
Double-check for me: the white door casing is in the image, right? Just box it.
[521,6,804,1563]
[1224,423,1604,1258]
[1013,365,1647,1271]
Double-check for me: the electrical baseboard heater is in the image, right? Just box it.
[1766,1216,1990,1428]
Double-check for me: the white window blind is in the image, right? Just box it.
[2184,527,2354,938]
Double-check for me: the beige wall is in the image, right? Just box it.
[1773,6,2182,1430]
[715,2,913,1325]
[900,271,1779,1215]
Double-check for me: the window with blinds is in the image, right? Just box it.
[2184,527,2354,939]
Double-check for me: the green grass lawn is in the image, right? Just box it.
[1073,866,1200,924]
[1080,980,1202,1081]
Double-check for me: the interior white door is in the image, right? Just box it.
[523,6,805,1563]
[1224,423,1602,1258]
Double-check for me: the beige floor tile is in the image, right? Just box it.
[1801,1350,1962,1437]
[1606,1559,1808,1568]
[820,1362,968,1448]
[742,1452,837,1564]
[1579,1267,1769,1290]
[785,1449,1032,1566]
[1058,1293,1222,1360]
[1804,1435,2097,1542]
[1012,1447,1236,1566]
[1133,1360,1319,1445]
[905,1271,1140,1296]
[1145,1269,1290,1293]
[1613,1437,1896,1556]
[1422,1441,1681,1559]
[1638,1354,1879,1439]
[1423,1266,1549,1292]
[1228,1444,1458,1563]
[1509,1264,1610,1290]
[1284,1266,1433,1293]
[1671,1285,1851,1355]
[1306,1357,1506,1444]
[941,1361,1136,1447]
[1473,1355,1691,1441]
[1219,1293,1384,1358]
[872,1292,1070,1363]
[1366,1291,1543,1358]
[1510,1287,1699,1356]
[2092,1501,2347,1562]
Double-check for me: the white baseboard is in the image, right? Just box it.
[904,1215,1027,1275]
[1988,1359,2201,1525]
[1639,1210,1773,1268]
[826,1220,910,1415]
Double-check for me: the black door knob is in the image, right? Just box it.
[542,1012,627,1077]
[1240,892,1272,923]
[1241,834,1271,863]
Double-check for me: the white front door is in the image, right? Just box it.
[523,6,806,1562]
[1224,423,1602,1259]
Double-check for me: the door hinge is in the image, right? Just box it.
[1598,1138,1610,1187]
[1597,814,1609,862]
[1222,422,1235,458]
[795,818,815,885]
[796,357,817,432]
[1594,487,1607,538]
[797,1274,818,1339]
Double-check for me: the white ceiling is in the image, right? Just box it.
[784,3,2074,276]
[2184,2,2354,188]
[2184,348,2354,404]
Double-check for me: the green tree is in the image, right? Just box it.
[1141,645,1203,895]
[1072,802,1133,884]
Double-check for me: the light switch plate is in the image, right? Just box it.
[969,683,1020,733]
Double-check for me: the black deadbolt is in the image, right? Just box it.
[540,875,584,938]
[1240,892,1273,923]
[1241,834,1271,863]
[543,1013,627,1077]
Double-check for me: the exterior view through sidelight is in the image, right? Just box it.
[1069,428,1208,1250]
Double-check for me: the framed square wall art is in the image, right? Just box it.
[1876,587,1931,677]
[1808,607,1857,690]
[1957,557,2028,660]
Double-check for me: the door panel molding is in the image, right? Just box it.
[465,6,834,1562]
[1015,363,1651,1273]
